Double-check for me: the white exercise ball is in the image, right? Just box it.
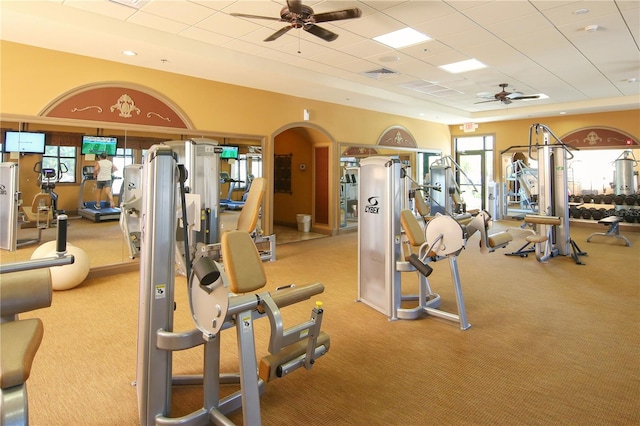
[31,242,90,290]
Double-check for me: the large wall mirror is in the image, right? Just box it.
[0,118,264,272]
[338,143,442,230]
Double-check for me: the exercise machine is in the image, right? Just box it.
[219,171,245,210]
[429,155,478,218]
[119,164,143,258]
[505,123,587,264]
[0,162,54,251]
[77,166,121,222]
[0,215,74,425]
[136,145,329,425]
[357,156,471,328]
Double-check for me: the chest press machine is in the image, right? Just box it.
[505,124,587,264]
[136,145,329,426]
[357,157,513,330]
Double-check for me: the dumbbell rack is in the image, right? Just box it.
[568,193,640,226]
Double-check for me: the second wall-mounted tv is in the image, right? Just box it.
[82,136,118,156]
[3,131,47,154]
[220,145,239,160]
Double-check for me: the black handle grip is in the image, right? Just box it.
[409,254,433,277]
[56,214,68,253]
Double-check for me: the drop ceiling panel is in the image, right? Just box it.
[140,0,215,25]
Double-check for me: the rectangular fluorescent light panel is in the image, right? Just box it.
[439,59,487,74]
[373,28,431,49]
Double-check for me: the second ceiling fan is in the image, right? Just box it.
[230,0,362,42]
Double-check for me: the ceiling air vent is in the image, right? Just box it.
[361,68,400,80]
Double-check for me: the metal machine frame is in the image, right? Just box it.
[357,156,471,330]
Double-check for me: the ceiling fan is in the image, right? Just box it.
[475,83,540,105]
[230,0,362,42]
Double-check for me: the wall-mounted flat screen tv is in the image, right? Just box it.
[220,145,239,160]
[3,131,47,154]
[82,136,118,156]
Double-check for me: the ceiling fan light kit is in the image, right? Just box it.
[230,0,362,43]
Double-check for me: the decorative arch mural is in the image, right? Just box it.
[561,127,638,148]
[40,82,194,129]
[377,126,417,148]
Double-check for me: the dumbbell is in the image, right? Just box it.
[590,208,603,221]
[580,207,592,219]
[570,206,582,219]
[603,195,614,204]
[625,194,637,206]
[614,195,626,205]
[593,195,603,204]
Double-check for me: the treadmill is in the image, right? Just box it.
[77,166,121,222]
[219,171,245,210]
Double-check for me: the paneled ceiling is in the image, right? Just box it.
[1,0,638,124]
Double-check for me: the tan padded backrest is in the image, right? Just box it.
[0,269,52,318]
[236,177,266,233]
[31,193,51,213]
[221,230,267,294]
[400,210,425,247]
[414,189,430,218]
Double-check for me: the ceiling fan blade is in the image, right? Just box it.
[505,91,523,99]
[511,95,541,100]
[264,26,294,42]
[474,99,500,104]
[230,12,282,22]
[314,8,362,23]
[304,24,338,42]
[287,0,303,16]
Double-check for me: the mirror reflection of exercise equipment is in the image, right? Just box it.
[339,165,358,228]
[0,162,61,251]
[506,124,587,264]
[136,145,329,425]
[77,166,121,222]
[119,164,143,259]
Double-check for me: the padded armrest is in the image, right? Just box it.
[0,269,52,318]
[269,283,324,309]
[0,319,44,389]
[524,214,561,225]
[488,231,513,248]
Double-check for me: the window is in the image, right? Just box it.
[112,147,134,195]
[230,154,248,190]
[43,145,77,183]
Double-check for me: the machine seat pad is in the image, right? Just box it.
[0,319,44,389]
[525,234,549,244]
[488,231,513,248]
[259,332,330,383]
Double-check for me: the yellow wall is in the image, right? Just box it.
[0,41,451,150]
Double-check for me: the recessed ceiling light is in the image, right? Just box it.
[573,8,589,15]
[584,24,599,32]
[559,111,567,115]
[122,50,137,56]
[439,59,486,74]
[373,28,431,49]
[624,77,638,83]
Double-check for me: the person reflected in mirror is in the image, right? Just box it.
[94,152,117,209]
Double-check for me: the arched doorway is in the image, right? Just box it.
[271,124,334,236]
